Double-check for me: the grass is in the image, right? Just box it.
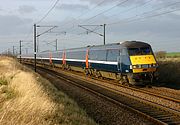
[0,76,17,101]
[166,52,180,58]
[0,76,8,86]
[0,56,97,125]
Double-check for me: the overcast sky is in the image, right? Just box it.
[0,0,180,54]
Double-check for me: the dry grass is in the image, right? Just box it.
[0,56,96,125]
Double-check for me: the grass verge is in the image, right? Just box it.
[0,56,96,125]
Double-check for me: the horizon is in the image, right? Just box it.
[0,0,180,54]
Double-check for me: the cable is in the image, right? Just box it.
[36,0,60,24]
[84,0,153,26]
[81,0,129,24]
[106,0,154,21]
[107,1,180,25]
[62,0,128,34]
[58,0,110,31]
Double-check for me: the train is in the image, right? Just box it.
[19,41,158,85]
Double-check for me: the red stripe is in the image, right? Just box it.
[86,49,89,68]
[49,52,52,64]
[63,51,66,65]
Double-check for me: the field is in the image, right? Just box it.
[0,56,96,125]
[166,52,180,58]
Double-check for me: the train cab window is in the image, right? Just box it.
[128,47,152,55]
[140,47,151,55]
[128,48,140,55]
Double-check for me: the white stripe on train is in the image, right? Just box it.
[21,57,118,65]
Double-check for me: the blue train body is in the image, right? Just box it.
[19,41,158,85]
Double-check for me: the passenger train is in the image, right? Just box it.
[19,41,158,85]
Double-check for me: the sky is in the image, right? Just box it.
[0,0,180,54]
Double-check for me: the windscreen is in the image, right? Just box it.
[128,47,152,55]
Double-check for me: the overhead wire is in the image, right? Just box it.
[80,0,129,24]
[95,0,154,25]
[58,0,111,32]
[36,0,60,24]
[107,1,180,25]
[56,0,116,43]
[60,0,107,28]
[78,25,102,35]
[63,0,129,35]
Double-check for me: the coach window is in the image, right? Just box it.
[97,50,106,61]
[58,52,63,58]
[107,49,119,61]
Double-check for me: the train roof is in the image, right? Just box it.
[34,41,151,54]
[121,41,151,48]
[85,41,150,47]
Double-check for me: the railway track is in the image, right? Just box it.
[117,84,180,104]
[27,63,180,125]
[141,87,180,101]
[85,75,180,105]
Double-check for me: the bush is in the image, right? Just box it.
[157,60,180,89]
[155,51,167,59]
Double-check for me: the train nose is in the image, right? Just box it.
[130,55,156,65]
[130,55,157,73]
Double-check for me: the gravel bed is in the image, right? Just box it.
[141,87,180,100]
[93,80,180,111]
[38,68,153,125]
[59,70,180,111]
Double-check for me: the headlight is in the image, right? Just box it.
[133,65,137,69]
[132,65,141,69]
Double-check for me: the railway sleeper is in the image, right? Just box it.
[143,110,167,115]
[154,114,173,118]
[166,121,180,125]
[157,118,176,123]
[157,116,178,121]
[132,105,150,109]
[138,108,157,113]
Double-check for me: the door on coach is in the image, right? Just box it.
[117,48,131,73]
[117,49,122,72]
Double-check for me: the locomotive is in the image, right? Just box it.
[19,41,158,85]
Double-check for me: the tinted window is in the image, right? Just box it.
[128,47,152,55]
[107,49,119,61]
[140,47,151,55]
[66,51,86,60]
[89,50,107,61]
[128,48,140,55]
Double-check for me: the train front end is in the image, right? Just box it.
[124,41,158,84]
